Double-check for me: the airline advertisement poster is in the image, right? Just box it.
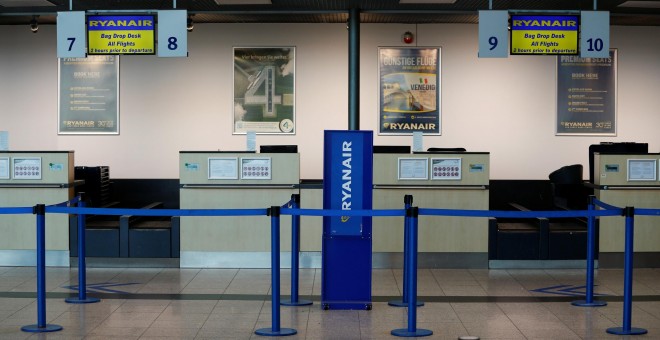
[556,50,617,136]
[378,48,441,135]
[233,47,295,134]
[58,56,119,135]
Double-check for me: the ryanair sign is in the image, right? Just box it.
[323,130,373,237]
[87,15,155,55]
[510,15,579,55]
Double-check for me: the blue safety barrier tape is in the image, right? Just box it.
[281,208,405,217]
[0,207,34,215]
[593,199,623,212]
[419,208,623,218]
[45,206,267,217]
[635,208,660,216]
[47,196,81,208]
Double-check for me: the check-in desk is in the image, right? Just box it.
[0,151,75,266]
[179,151,299,268]
[373,152,490,268]
[594,153,660,266]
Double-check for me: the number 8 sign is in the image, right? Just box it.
[157,10,188,57]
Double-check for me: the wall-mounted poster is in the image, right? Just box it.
[379,47,441,135]
[58,55,120,134]
[233,47,295,134]
[556,49,617,136]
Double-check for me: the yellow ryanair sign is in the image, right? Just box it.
[87,15,155,55]
[510,15,579,55]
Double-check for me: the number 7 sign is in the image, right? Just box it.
[57,12,86,58]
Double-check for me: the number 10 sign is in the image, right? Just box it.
[478,10,508,58]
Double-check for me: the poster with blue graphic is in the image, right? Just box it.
[379,47,441,135]
[556,49,617,135]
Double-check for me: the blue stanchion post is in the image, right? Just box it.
[66,193,100,304]
[256,206,297,337]
[572,195,606,307]
[392,207,432,338]
[22,204,63,333]
[390,195,423,308]
[607,207,647,335]
[282,194,312,307]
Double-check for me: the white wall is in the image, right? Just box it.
[1,23,658,179]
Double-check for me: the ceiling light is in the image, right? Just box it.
[618,1,660,8]
[214,0,272,5]
[30,15,38,33]
[399,0,457,4]
[0,0,55,7]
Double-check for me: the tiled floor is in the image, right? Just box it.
[1,266,660,339]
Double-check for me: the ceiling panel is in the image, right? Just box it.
[0,0,658,25]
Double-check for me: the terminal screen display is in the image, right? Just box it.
[87,15,155,55]
[510,15,579,55]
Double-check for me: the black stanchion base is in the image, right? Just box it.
[65,297,101,304]
[255,327,297,336]
[388,300,424,307]
[281,299,313,307]
[391,328,433,337]
[606,327,647,335]
[21,324,63,333]
[571,300,607,307]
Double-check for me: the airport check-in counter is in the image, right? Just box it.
[179,151,299,268]
[0,151,75,266]
[594,153,660,266]
[373,152,490,267]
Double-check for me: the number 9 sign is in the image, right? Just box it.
[478,10,508,58]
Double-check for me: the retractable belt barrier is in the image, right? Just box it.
[3,194,654,336]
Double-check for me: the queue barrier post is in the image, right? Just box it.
[281,194,312,307]
[66,193,100,304]
[391,207,432,338]
[572,195,606,307]
[21,204,63,333]
[607,207,647,336]
[389,195,423,308]
[255,206,297,337]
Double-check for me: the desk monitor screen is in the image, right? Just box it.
[373,145,411,154]
[259,145,298,153]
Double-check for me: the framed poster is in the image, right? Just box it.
[398,158,428,180]
[0,157,9,179]
[12,157,42,180]
[233,47,295,134]
[379,47,441,135]
[627,159,656,182]
[208,157,238,180]
[556,49,617,136]
[58,55,120,134]
[240,157,272,180]
[432,158,462,180]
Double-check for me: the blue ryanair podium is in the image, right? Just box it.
[322,130,373,310]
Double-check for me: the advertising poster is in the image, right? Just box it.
[556,49,617,135]
[58,55,120,134]
[233,47,295,134]
[379,47,441,135]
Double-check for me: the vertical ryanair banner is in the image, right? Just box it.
[322,130,373,310]
[556,50,617,136]
[379,47,441,135]
[233,47,295,134]
[58,56,120,135]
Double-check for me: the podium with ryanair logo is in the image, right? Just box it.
[322,130,373,310]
